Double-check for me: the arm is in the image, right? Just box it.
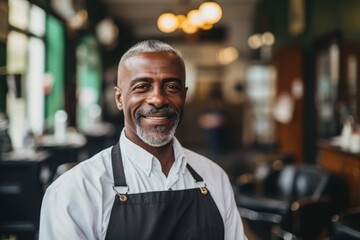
[39,179,101,240]
[222,171,248,240]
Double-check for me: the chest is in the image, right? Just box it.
[105,145,225,240]
[122,157,197,193]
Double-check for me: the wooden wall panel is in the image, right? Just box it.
[273,47,304,163]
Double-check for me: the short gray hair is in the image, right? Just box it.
[119,40,183,65]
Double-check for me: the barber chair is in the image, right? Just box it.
[233,164,348,240]
[331,207,360,240]
[0,161,44,240]
[218,150,294,183]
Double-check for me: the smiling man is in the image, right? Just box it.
[39,40,246,240]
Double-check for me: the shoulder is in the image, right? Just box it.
[182,148,232,189]
[46,147,113,195]
[40,147,115,239]
[183,148,226,176]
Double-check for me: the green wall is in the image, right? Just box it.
[45,15,65,129]
[76,34,102,131]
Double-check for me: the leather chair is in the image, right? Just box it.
[0,160,44,240]
[233,164,348,240]
[331,207,360,240]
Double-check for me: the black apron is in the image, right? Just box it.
[105,143,225,240]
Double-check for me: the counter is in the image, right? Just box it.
[318,141,360,207]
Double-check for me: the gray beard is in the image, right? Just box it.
[136,117,179,147]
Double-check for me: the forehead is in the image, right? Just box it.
[119,52,185,78]
[127,52,183,69]
[117,52,186,87]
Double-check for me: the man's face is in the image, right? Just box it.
[115,52,187,148]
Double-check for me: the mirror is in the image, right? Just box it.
[314,31,342,139]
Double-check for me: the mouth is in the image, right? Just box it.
[142,115,172,125]
[136,107,178,127]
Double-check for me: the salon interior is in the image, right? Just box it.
[0,0,360,239]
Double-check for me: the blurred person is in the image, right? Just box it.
[198,89,228,156]
[39,40,246,240]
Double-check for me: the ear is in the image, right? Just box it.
[114,86,123,110]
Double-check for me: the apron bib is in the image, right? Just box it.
[105,143,224,240]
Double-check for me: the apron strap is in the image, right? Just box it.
[186,163,203,182]
[111,142,127,186]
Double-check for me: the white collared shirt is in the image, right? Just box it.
[39,129,246,240]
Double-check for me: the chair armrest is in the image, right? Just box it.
[234,173,257,191]
[282,196,332,238]
[239,206,282,224]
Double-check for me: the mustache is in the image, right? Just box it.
[135,106,179,120]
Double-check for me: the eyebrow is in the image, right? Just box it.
[129,77,152,86]
[163,77,183,85]
[129,77,184,86]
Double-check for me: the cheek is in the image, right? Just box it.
[173,96,186,111]
[123,107,137,130]
[123,96,141,119]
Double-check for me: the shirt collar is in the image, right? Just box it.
[119,129,187,176]
[172,137,188,175]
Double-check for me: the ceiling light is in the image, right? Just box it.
[261,32,275,46]
[182,19,197,34]
[157,1,222,34]
[199,1,222,24]
[176,14,187,29]
[157,13,178,33]
[96,19,119,46]
[217,46,239,65]
[248,34,262,49]
[68,9,88,29]
[187,9,204,28]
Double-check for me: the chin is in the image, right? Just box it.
[137,126,176,147]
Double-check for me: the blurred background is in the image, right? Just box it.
[1,0,360,239]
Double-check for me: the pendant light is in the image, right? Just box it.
[157,0,222,34]
[199,1,222,24]
[157,12,178,33]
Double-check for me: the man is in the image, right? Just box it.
[39,40,246,239]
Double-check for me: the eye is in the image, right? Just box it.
[133,83,150,92]
[165,82,182,93]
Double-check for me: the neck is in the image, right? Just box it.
[124,130,175,176]
[145,142,174,177]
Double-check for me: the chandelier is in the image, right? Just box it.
[157,1,222,34]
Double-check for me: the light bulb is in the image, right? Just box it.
[248,34,262,49]
[187,9,204,27]
[261,32,275,46]
[182,19,197,34]
[157,13,178,33]
[217,47,239,65]
[176,14,187,29]
[199,1,222,24]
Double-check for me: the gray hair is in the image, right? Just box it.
[119,40,183,65]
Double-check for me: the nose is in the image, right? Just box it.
[147,86,169,108]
